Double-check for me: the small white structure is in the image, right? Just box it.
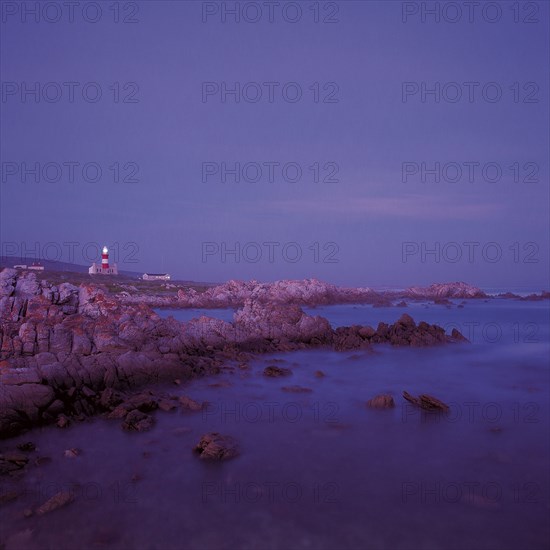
[28,263,44,271]
[14,264,28,269]
[89,246,118,275]
[142,273,171,281]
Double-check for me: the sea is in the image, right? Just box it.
[1,299,548,550]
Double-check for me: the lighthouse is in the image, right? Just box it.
[101,246,109,269]
[88,244,119,275]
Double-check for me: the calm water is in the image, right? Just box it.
[1,301,549,550]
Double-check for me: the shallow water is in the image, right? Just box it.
[1,302,549,550]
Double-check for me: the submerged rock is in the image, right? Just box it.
[402,391,449,412]
[56,414,70,428]
[0,451,29,475]
[281,385,313,394]
[16,442,36,452]
[158,399,178,412]
[194,433,239,461]
[263,365,292,377]
[36,491,74,515]
[179,395,204,412]
[451,328,469,342]
[63,448,81,459]
[366,394,395,409]
[121,410,154,432]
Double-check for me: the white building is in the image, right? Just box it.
[28,263,44,271]
[142,273,171,281]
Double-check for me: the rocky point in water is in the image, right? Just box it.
[0,268,469,437]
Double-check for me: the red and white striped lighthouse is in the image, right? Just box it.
[101,246,109,270]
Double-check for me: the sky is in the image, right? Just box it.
[1,0,549,289]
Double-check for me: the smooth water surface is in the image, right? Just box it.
[1,301,549,550]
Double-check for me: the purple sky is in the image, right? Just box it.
[1,1,549,289]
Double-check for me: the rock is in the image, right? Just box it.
[158,399,177,412]
[56,414,70,428]
[208,381,232,388]
[36,491,74,515]
[397,313,416,328]
[16,442,36,452]
[366,394,395,409]
[81,386,96,398]
[124,393,158,413]
[63,448,81,458]
[333,326,371,351]
[45,399,65,417]
[314,370,325,378]
[281,385,313,394]
[451,328,469,342]
[0,451,29,474]
[122,410,154,432]
[0,490,21,505]
[108,392,158,419]
[403,391,449,412]
[358,326,375,338]
[179,395,203,412]
[404,282,486,299]
[34,456,52,466]
[194,433,239,461]
[263,365,292,377]
[98,388,124,410]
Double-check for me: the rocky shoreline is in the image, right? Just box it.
[120,278,491,308]
[0,269,475,438]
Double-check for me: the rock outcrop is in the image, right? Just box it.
[193,433,239,461]
[404,282,486,299]
[402,391,449,412]
[0,269,467,437]
[333,314,466,350]
[120,278,487,309]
